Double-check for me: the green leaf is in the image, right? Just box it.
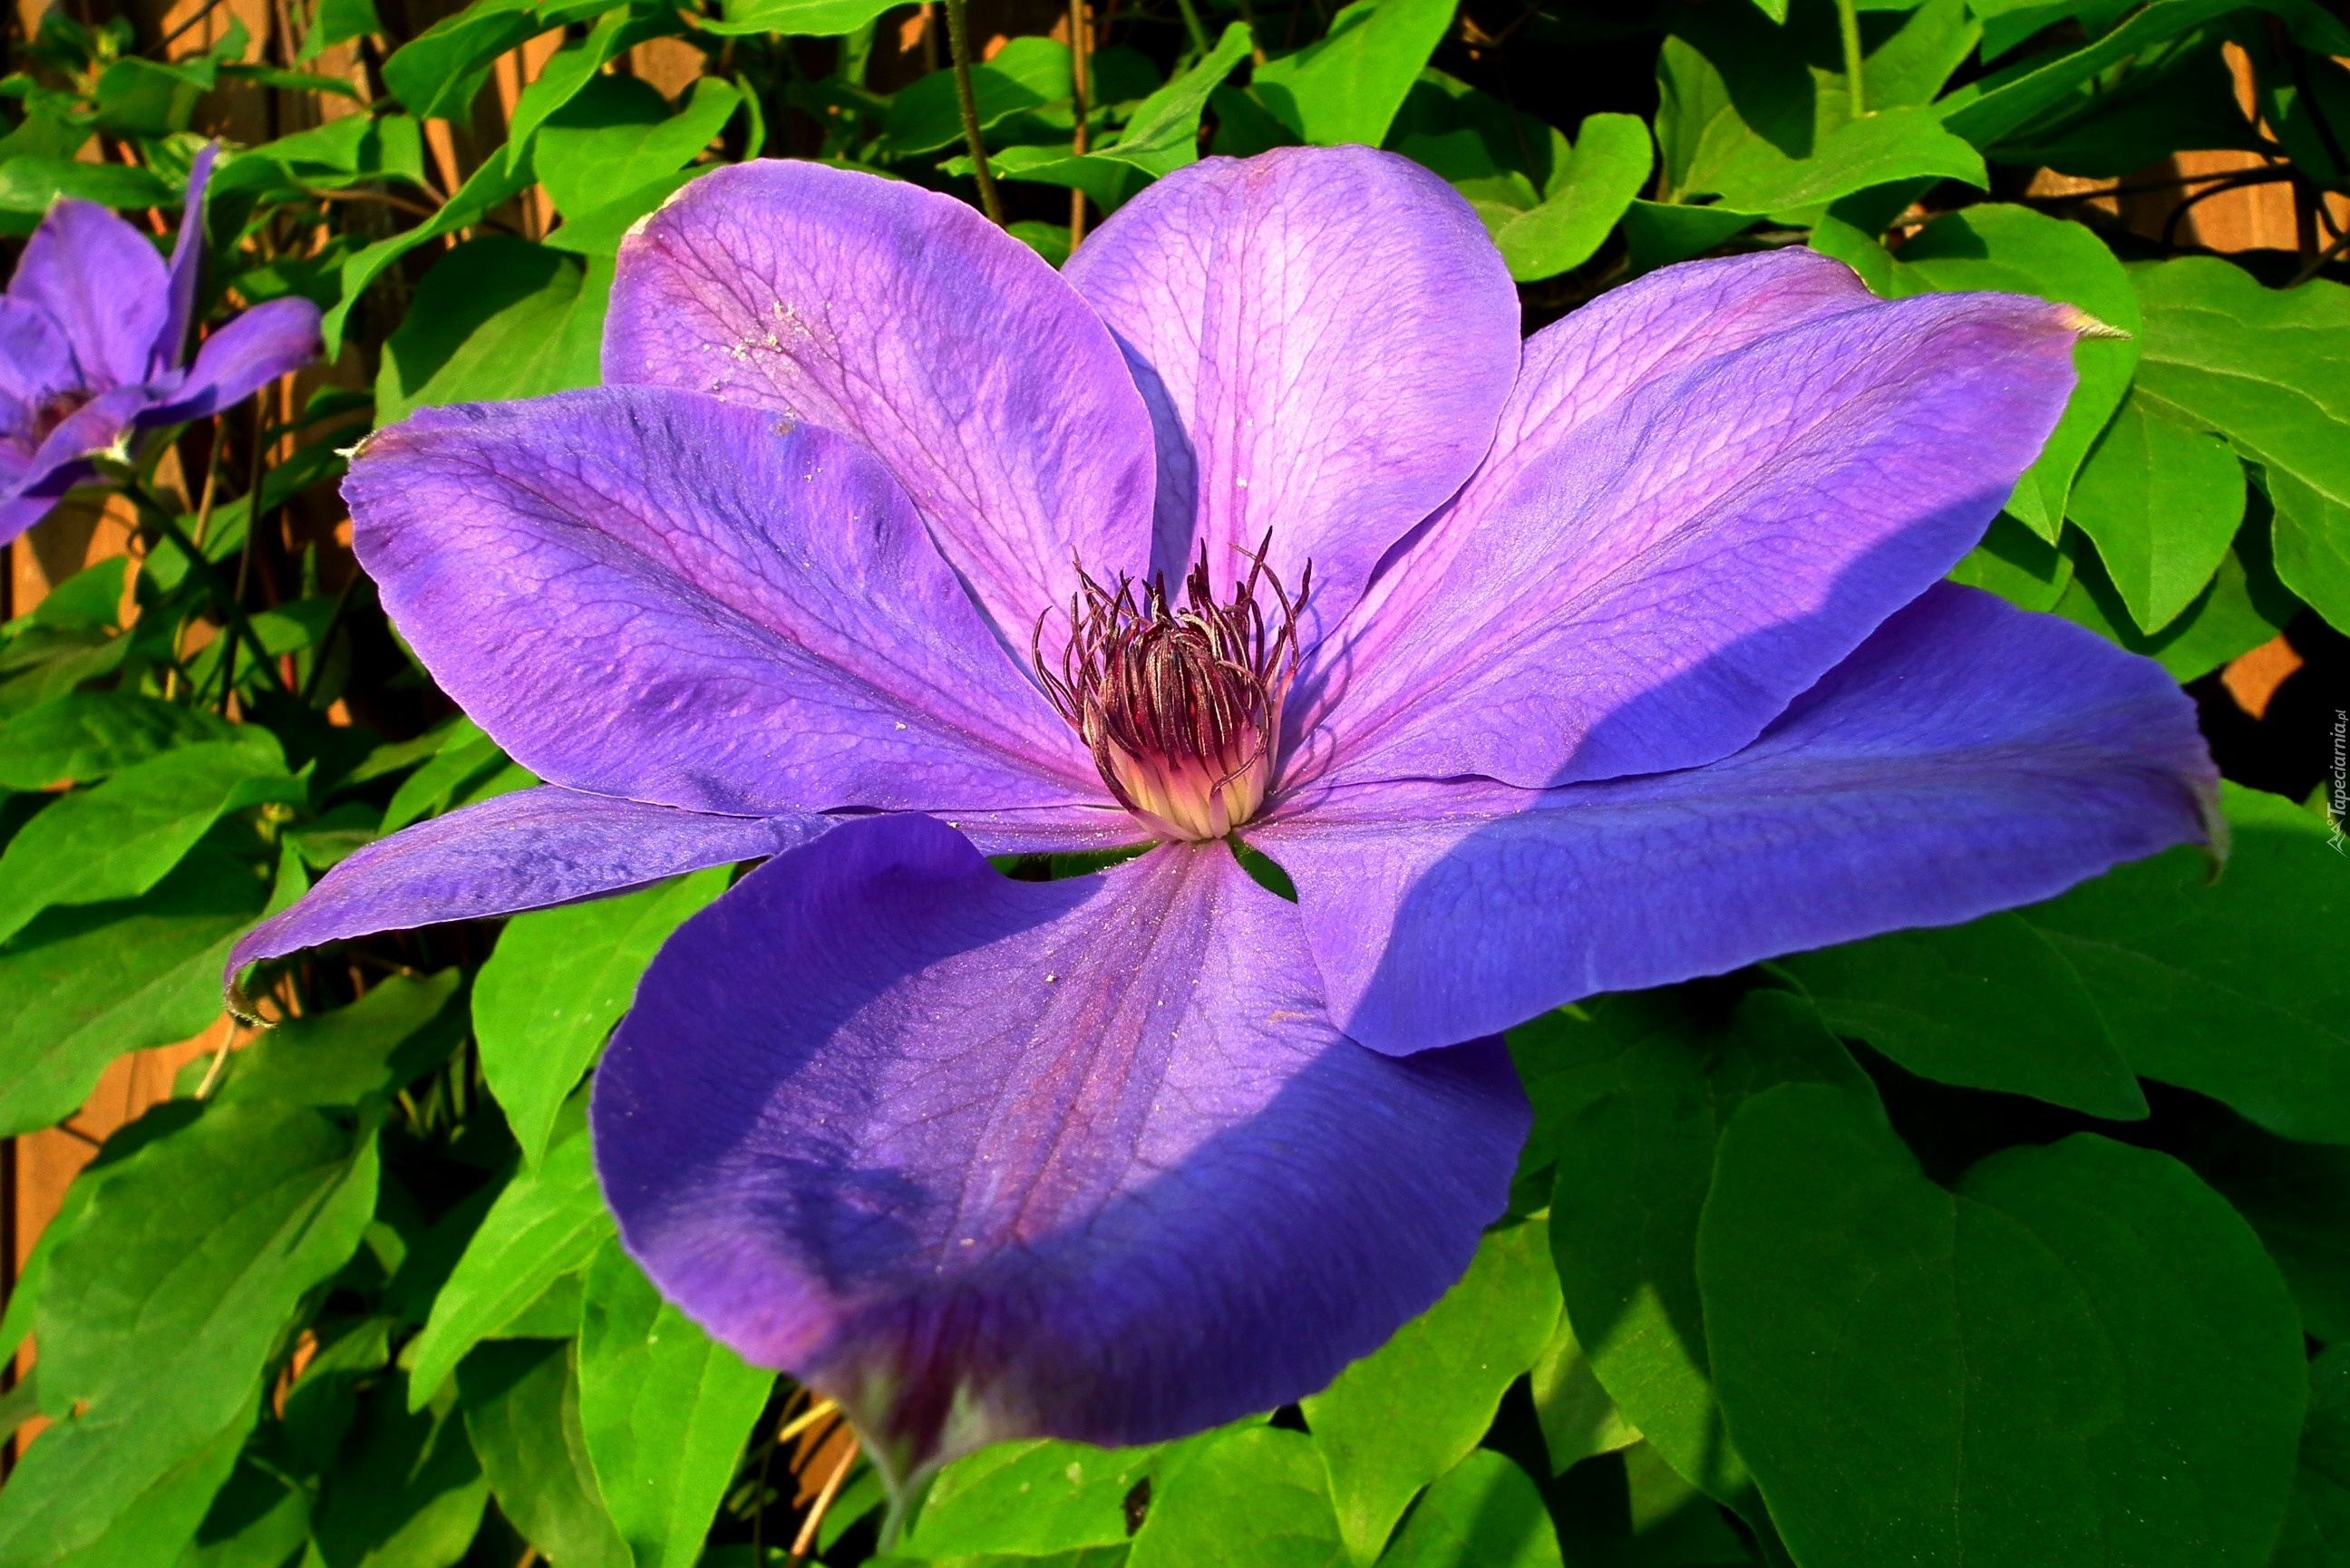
[474,868,728,1167]
[0,632,131,722]
[380,718,518,831]
[2066,390,2247,631]
[1776,912,2148,1118]
[577,1238,774,1568]
[301,0,384,57]
[0,693,238,791]
[0,736,299,946]
[323,146,539,354]
[1874,204,2141,540]
[0,155,176,213]
[179,1444,315,1568]
[536,74,737,218]
[2051,530,2289,682]
[907,1439,1159,1558]
[1526,1312,1641,1477]
[1491,113,1651,283]
[1127,1426,1345,1568]
[20,556,127,632]
[375,235,607,426]
[0,848,271,1139]
[1937,0,2331,149]
[0,1101,377,1564]
[973,24,1252,206]
[2274,1348,2350,1568]
[885,37,1072,157]
[1947,511,2075,611]
[1620,199,1762,273]
[0,1397,257,1568]
[2130,257,2350,629]
[1531,988,1873,1519]
[1101,23,1252,176]
[458,1341,630,1568]
[501,8,640,166]
[1704,102,1984,214]
[2021,783,2347,1142]
[310,1381,490,1568]
[1701,1087,2306,1568]
[703,0,904,35]
[215,970,466,1110]
[1986,30,2263,179]
[542,169,704,256]
[1303,1219,1560,1563]
[2180,1112,2350,1342]
[1376,1450,1559,1568]
[1253,0,1457,149]
[407,1119,616,1408]
[381,0,541,121]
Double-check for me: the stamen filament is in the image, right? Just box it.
[1034,535,1310,842]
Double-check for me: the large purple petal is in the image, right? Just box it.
[141,296,322,426]
[592,814,1527,1484]
[605,160,1158,644]
[7,198,168,392]
[928,802,1151,856]
[226,786,823,989]
[1063,146,1520,645]
[1378,248,1875,572]
[0,296,80,418]
[153,143,218,380]
[344,388,1103,816]
[1297,278,2084,792]
[1254,586,2217,1055]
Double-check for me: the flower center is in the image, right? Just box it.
[1035,539,1310,842]
[20,391,90,451]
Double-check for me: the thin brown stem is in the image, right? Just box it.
[2289,223,2350,286]
[945,0,1006,225]
[299,185,443,221]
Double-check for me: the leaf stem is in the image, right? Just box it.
[1835,0,1866,118]
[1069,0,1092,247]
[1170,0,1210,56]
[123,480,289,696]
[945,0,1006,227]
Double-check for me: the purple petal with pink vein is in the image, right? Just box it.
[226,786,824,990]
[592,813,1526,1485]
[605,159,1158,643]
[1254,586,2216,1055]
[343,388,1104,817]
[1065,145,1520,647]
[1296,282,2083,792]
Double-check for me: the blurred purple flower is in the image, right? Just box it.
[229,150,2216,1488]
[0,145,323,544]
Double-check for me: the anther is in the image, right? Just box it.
[1034,535,1309,842]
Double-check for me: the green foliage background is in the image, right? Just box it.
[0,0,2347,1562]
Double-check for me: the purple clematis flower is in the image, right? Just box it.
[228,148,2216,1493]
[0,145,323,544]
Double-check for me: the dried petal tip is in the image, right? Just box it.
[1036,539,1309,842]
[2059,305,2132,341]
